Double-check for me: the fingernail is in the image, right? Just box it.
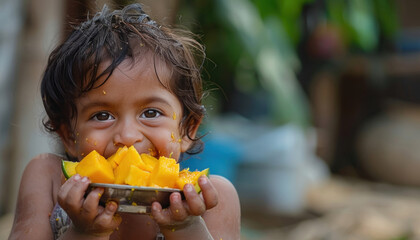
[185,184,193,192]
[108,202,116,212]
[199,176,208,185]
[74,174,81,180]
[81,177,88,182]
[171,192,181,201]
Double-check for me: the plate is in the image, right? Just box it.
[87,183,184,214]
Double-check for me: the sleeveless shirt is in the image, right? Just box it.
[49,203,164,239]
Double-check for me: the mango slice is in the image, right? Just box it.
[149,156,179,188]
[62,160,78,179]
[75,150,114,183]
[125,165,151,186]
[107,146,128,169]
[114,146,145,184]
[62,146,209,192]
[177,168,209,193]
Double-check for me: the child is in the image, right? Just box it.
[9,4,240,240]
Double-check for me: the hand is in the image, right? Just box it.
[151,175,218,230]
[57,174,122,237]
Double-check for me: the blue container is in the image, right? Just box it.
[180,135,242,184]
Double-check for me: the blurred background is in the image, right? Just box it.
[2,0,420,239]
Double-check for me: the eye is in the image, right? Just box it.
[92,112,114,121]
[141,109,161,119]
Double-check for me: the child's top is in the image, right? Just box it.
[50,204,166,239]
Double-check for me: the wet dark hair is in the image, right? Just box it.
[41,3,206,154]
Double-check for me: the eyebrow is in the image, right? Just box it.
[142,96,173,106]
[79,101,113,113]
[79,96,174,112]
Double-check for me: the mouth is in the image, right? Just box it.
[145,148,158,158]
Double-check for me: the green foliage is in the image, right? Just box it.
[177,0,398,126]
[326,0,398,52]
[251,0,314,46]
[390,236,409,240]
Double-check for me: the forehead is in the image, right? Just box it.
[77,53,181,109]
[99,52,174,86]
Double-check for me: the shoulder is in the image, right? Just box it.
[26,152,62,169]
[9,153,63,239]
[209,175,238,195]
[208,175,240,211]
[20,152,63,196]
[22,153,63,184]
[204,175,241,239]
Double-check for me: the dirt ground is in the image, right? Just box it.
[240,176,420,240]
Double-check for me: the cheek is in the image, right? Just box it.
[148,127,182,157]
[74,129,110,158]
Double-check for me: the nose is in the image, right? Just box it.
[113,119,143,147]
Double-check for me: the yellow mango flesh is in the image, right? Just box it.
[125,165,151,186]
[67,146,208,191]
[75,150,114,183]
[107,146,128,169]
[149,156,179,188]
[114,146,145,184]
[140,153,158,172]
[176,168,209,192]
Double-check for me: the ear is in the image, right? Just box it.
[180,118,202,153]
[58,125,78,158]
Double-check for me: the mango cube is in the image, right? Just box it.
[149,156,179,188]
[75,150,114,183]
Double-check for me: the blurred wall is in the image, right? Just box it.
[6,0,64,214]
[0,0,24,215]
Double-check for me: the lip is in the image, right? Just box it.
[87,183,184,214]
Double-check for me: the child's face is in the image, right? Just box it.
[62,55,195,161]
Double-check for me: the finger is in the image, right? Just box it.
[169,192,188,221]
[183,184,206,216]
[95,201,121,230]
[80,187,104,219]
[58,175,89,210]
[57,174,82,204]
[58,174,79,194]
[151,202,171,225]
[198,176,218,209]
[65,176,90,207]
